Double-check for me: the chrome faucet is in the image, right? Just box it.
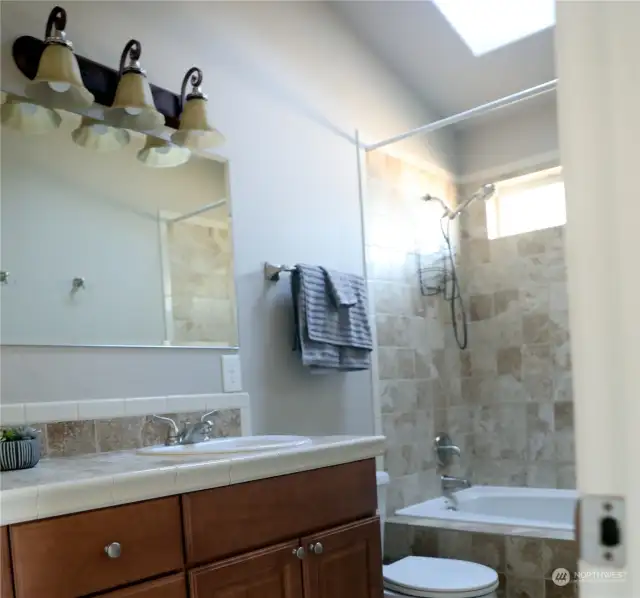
[441,475,471,510]
[152,410,218,446]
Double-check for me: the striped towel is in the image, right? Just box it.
[292,264,372,371]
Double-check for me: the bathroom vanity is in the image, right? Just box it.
[0,437,385,598]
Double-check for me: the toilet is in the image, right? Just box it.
[377,472,499,598]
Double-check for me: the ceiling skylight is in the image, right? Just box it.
[433,0,555,56]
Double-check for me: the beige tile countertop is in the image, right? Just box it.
[0,435,385,525]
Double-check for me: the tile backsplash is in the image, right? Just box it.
[31,409,242,458]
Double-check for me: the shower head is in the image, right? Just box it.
[422,183,495,219]
[447,183,495,219]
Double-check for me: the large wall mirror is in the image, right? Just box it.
[0,91,238,348]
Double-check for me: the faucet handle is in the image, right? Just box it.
[200,409,219,423]
[151,415,180,446]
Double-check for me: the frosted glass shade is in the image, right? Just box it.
[1,95,62,134]
[25,43,94,110]
[137,136,190,168]
[171,97,225,150]
[71,117,130,151]
[107,71,164,131]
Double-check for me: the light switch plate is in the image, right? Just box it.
[222,354,243,392]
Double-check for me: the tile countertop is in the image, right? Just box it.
[0,435,386,525]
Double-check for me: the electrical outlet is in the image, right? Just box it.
[222,354,242,392]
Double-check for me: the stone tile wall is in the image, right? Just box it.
[365,151,466,512]
[28,409,241,458]
[458,197,575,488]
[387,523,579,598]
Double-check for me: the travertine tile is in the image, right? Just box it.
[522,345,553,378]
[526,462,557,488]
[384,521,415,562]
[438,529,473,560]
[523,313,551,344]
[96,417,142,452]
[412,528,438,557]
[470,532,505,572]
[497,347,523,380]
[494,289,520,316]
[517,234,547,257]
[526,402,555,462]
[506,536,552,578]
[47,421,97,457]
[557,463,576,489]
[554,403,575,462]
[464,238,492,265]
[506,577,545,598]
[545,579,577,598]
[543,539,579,578]
[470,294,493,321]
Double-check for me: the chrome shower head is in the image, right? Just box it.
[448,183,496,219]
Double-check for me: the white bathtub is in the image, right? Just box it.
[393,486,578,540]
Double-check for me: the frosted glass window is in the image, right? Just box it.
[486,167,566,239]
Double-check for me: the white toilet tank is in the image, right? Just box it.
[376,471,390,549]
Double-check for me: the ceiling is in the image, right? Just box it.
[330,0,556,119]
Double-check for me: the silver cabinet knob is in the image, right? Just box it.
[309,542,324,555]
[292,546,306,560]
[104,542,121,559]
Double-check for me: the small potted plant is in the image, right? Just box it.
[0,427,41,471]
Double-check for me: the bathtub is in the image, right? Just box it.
[393,486,578,540]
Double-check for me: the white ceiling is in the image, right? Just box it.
[330,0,556,118]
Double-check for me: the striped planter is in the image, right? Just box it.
[0,439,40,471]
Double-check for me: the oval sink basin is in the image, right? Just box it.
[138,435,312,456]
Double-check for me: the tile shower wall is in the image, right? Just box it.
[458,196,575,489]
[365,151,466,513]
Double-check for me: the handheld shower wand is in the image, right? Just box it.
[420,183,496,350]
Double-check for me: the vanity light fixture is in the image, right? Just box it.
[1,94,62,134]
[137,136,190,168]
[106,39,164,132]
[24,6,94,110]
[171,67,224,150]
[71,116,131,152]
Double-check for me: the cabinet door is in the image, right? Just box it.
[189,540,303,598]
[98,574,187,598]
[1,527,13,598]
[302,517,382,598]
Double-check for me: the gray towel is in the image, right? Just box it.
[292,264,372,371]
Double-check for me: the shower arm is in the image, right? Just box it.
[423,184,496,220]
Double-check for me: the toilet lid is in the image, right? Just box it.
[383,557,499,598]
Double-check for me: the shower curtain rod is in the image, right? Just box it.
[169,199,227,223]
[365,78,558,152]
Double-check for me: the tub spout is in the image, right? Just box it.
[441,475,471,510]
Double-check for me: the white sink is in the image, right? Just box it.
[137,435,312,456]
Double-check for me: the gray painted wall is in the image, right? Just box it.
[0,1,454,436]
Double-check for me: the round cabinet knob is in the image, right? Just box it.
[104,542,122,559]
[309,542,324,555]
[292,546,306,560]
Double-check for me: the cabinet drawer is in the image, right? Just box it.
[10,497,183,598]
[97,574,187,598]
[183,459,377,565]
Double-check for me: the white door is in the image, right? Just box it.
[556,1,640,596]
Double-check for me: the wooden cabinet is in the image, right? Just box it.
[98,574,187,598]
[10,497,183,598]
[183,460,376,566]
[190,541,303,598]
[302,518,382,598]
[4,460,380,598]
[1,527,13,598]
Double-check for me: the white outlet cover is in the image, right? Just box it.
[221,354,242,392]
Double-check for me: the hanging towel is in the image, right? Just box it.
[291,264,372,371]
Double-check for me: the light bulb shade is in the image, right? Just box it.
[1,95,62,134]
[107,71,164,131]
[26,43,94,110]
[171,97,225,150]
[71,117,130,151]
[137,136,190,168]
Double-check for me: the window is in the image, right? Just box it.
[432,0,555,56]
[485,167,566,239]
